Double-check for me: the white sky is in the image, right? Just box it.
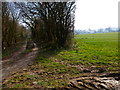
[75,0,119,30]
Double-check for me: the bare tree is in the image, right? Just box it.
[2,2,26,49]
[15,1,76,49]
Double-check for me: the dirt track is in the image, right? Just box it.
[2,42,38,79]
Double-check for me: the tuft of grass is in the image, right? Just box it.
[13,83,24,88]
[36,56,52,63]
[22,49,32,54]
[37,79,68,88]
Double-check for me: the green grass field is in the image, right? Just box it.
[73,32,119,66]
[3,32,119,88]
[57,32,119,70]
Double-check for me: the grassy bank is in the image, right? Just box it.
[2,42,25,59]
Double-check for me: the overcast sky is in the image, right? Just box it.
[75,0,119,30]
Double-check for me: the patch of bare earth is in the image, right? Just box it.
[65,63,120,89]
[69,76,120,90]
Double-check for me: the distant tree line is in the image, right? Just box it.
[15,1,76,49]
[75,27,119,35]
[2,2,27,50]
